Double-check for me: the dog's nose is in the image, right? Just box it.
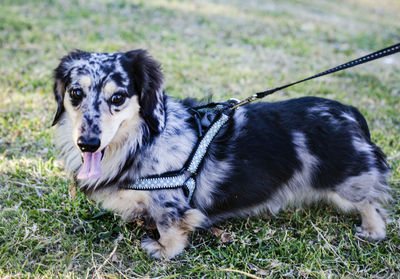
[77,136,101,152]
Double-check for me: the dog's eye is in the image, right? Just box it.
[70,89,84,101]
[110,93,126,106]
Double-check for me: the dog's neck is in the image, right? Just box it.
[56,97,197,192]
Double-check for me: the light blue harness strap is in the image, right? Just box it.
[126,173,187,190]
[187,113,229,174]
[184,177,196,203]
[125,112,230,203]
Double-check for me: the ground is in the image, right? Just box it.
[0,0,399,278]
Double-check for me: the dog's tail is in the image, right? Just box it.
[350,106,371,139]
[350,105,390,173]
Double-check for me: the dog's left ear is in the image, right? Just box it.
[123,50,165,134]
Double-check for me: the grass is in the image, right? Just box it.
[0,0,399,278]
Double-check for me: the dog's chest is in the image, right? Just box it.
[90,188,150,221]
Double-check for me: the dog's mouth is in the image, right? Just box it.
[77,149,106,180]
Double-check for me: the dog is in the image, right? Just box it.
[52,49,391,259]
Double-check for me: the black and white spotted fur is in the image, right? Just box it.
[53,49,391,259]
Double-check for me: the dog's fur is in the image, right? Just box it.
[53,49,391,258]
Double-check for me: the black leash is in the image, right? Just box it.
[231,43,400,110]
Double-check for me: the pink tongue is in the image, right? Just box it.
[77,152,102,180]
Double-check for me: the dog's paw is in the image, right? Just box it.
[141,238,165,259]
[141,238,183,259]
[355,226,386,241]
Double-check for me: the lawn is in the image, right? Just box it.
[0,0,399,278]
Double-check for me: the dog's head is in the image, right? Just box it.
[53,50,164,179]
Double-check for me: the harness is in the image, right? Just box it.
[122,42,400,204]
[122,102,234,203]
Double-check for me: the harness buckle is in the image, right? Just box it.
[183,170,195,179]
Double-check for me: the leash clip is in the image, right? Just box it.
[230,94,257,110]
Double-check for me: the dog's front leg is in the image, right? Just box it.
[141,208,205,259]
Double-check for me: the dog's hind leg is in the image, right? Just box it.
[355,201,388,240]
[327,171,390,240]
[329,193,387,240]
[141,209,206,259]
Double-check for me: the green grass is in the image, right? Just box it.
[1,0,400,278]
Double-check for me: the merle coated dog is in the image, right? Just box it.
[52,49,391,258]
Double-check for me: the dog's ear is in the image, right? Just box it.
[52,78,66,126]
[124,50,165,134]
